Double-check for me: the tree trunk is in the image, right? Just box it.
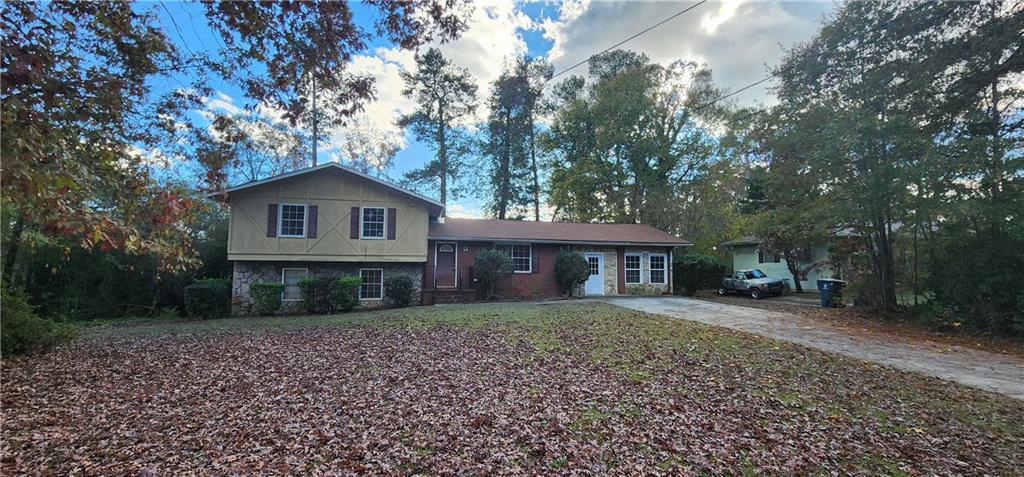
[496,109,511,220]
[528,109,540,221]
[783,251,803,293]
[3,212,25,286]
[438,108,448,205]
[864,218,898,311]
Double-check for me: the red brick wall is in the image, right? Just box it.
[425,240,679,300]
[426,240,563,299]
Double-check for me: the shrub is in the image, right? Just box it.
[384,275,415,307]
[336,276,362,312]
[673,253,725,296]
[250,283,284,316]
[298,276,338,314]
[1,286,77,357]
[183,278,231,319]
[554,251,590,297]
[474,249,514,299]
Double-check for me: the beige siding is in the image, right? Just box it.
[227,169,429,262]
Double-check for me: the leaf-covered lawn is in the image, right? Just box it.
[3,303,1022,475]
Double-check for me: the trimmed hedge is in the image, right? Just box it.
[298,277,338,314]
[337,276,362,312]
[673,253,726,296]
[1,286,77,357]
[554,251,590,297]
[474,249,514,299]
[384,275,415,307]
[250,283,284,316]
[184,278,231,319]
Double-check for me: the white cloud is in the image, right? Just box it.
[539,0,831,107]
[205,91,243,116]
[701,0,743,34]
[322,0,532,165]
[540,0,591,63]
[445,202,482,219]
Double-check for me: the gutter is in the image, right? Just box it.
[427,236,691,247]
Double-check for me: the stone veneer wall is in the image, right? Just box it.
[232,261,423,315]
[567,245,670,295]
[623,248,671,295]
[567,245,618,295]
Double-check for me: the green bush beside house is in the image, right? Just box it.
[673,254,726,296]
[384,275,415,307]
[250,283,285,316]
[554,252,590,297]
[183,278,231,319]
[473,249,515,300]
[336,276,362,312]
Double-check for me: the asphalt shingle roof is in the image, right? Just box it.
[429,218,690,246]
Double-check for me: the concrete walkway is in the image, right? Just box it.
[598,296,1024,400]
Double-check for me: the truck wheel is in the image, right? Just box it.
[750,288,762,300]
[717,288,727,296]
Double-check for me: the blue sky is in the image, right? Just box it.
[146,1,833,219]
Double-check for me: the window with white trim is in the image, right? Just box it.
[279,204,306,237]
[624,254,642,284]
[649,254,667,284]
[497,244,532,273]
[281,268,308,300]
[587,255,600,276]
[359,268,383,300]
[361,207,386,239]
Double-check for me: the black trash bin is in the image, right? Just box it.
[817,279,846,307]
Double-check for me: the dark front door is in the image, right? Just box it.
[435,242,456,288]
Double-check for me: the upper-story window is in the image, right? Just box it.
[361,207,386,239]
[497,244,531,273]
[649,254,667,284]
[279,204,306,237]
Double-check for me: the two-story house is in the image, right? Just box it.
[218,163,690,313]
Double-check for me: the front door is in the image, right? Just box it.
[585,253,604,295]
[435,242,457,288]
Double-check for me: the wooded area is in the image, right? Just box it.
[2,1,1021,342]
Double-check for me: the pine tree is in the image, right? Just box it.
[398,48,478,205]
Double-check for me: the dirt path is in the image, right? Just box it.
[600,296,1024,399]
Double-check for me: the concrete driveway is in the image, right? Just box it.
[599,296,1024,400]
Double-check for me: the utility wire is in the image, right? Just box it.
[695,1,932,116]
[547,0,708,82]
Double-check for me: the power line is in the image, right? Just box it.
[547,0,708,82]
[694,1,932,116]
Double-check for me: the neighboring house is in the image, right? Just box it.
[719,236,842,291]
[217,163,691,313]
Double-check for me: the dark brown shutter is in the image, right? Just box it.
[531,246,539,273]
[350,207,360,239]
[267,203,278,237]
[307,205,318,239]
[387,208,397,240]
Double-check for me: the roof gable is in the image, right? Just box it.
[214,163,445,217]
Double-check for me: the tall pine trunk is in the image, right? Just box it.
[438,108,448,205]
[528,109,540,221]
[496,109,512,219]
